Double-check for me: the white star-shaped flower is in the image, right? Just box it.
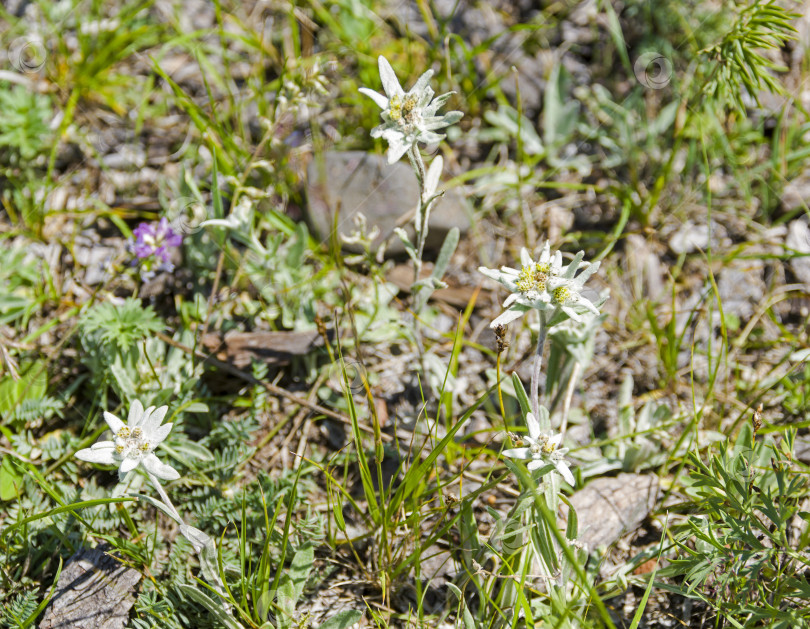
[75,400,180,481]
[502,412,574,485]
[359,56,463,163]
[479,242,601,328]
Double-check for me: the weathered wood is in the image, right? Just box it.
[201,329,330,368]
[39,545,141,629]
[563,473,659,551]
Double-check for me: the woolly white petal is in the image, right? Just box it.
[538,242,552,263]
[526,413,541,440]
[358,87,389,110]
[378,56,404,99]
[119,457,139,473]
[102,411,124,434]
[75,446,116,465]
[142,453,180,481]
[151,423,173,444]
[143,405,168,433]
[520,248,533,267]
[555,460,575,485]
[386,135,412,164]
[490,307,527,328]
[419,130,446,144]
[527,459,545,471]
[410,69,434,98]
[127,400,144,426]
[137,406,156,429]
[502,447,532,460]
[478,266,503,282]
[423,118,455,131]
[561,305,584,322]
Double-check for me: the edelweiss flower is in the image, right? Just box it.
[503,412,574,485]
[359,56,463,163]
[75,400,180,481]
[479,242,601,328]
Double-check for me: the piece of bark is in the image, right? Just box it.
[39,545,141,629]
[561,473,659,551]
[305,151,469,257]
[201,329,329,369]
[386,263,483,310]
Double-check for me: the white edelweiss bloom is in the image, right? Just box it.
[75,400,180,482]
[359,56,463,164]
[478,244,555,327]
[479,242,602,327]
[502,412,575,486]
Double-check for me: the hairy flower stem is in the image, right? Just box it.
[407,146,430,378]
[530,314,548,421]
[409,145,429,288]
[148,473,230,603]
[559,361,581,438]
[147,472,182,521]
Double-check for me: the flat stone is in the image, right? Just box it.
[39,545,141,629]
[561,473,659,552]
[781,169,810,213]
[717,258,766,319]
[305,151,468,257]
[786,217,810,286]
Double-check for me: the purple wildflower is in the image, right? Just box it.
[131,218,183,279]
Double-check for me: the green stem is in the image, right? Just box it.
[530,313,548,420]
[558,361,581,438]
[147,472,182,521]
[410,145,428,288]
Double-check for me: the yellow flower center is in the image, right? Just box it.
[553,286,571,304]
[388,94,402,121]
[114,425,152,460]
[401,94,418,123]
[516,262,551,295]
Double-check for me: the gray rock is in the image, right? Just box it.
[781,169,810,213]
[786,217,810,286]
[717,258,766,319]
[306,151,469,257]
[39,545,141,629]
[562,473,659,551]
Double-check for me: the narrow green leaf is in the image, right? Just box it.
[316,610,363,629]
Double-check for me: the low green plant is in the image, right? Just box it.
[662,423,810,627]
[0,85,54,228]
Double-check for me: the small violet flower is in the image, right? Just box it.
[131,218,182,279]
[75,400,180,481]
[359,55,463,164]
[503,412,574,486]
[479,242,601,328]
